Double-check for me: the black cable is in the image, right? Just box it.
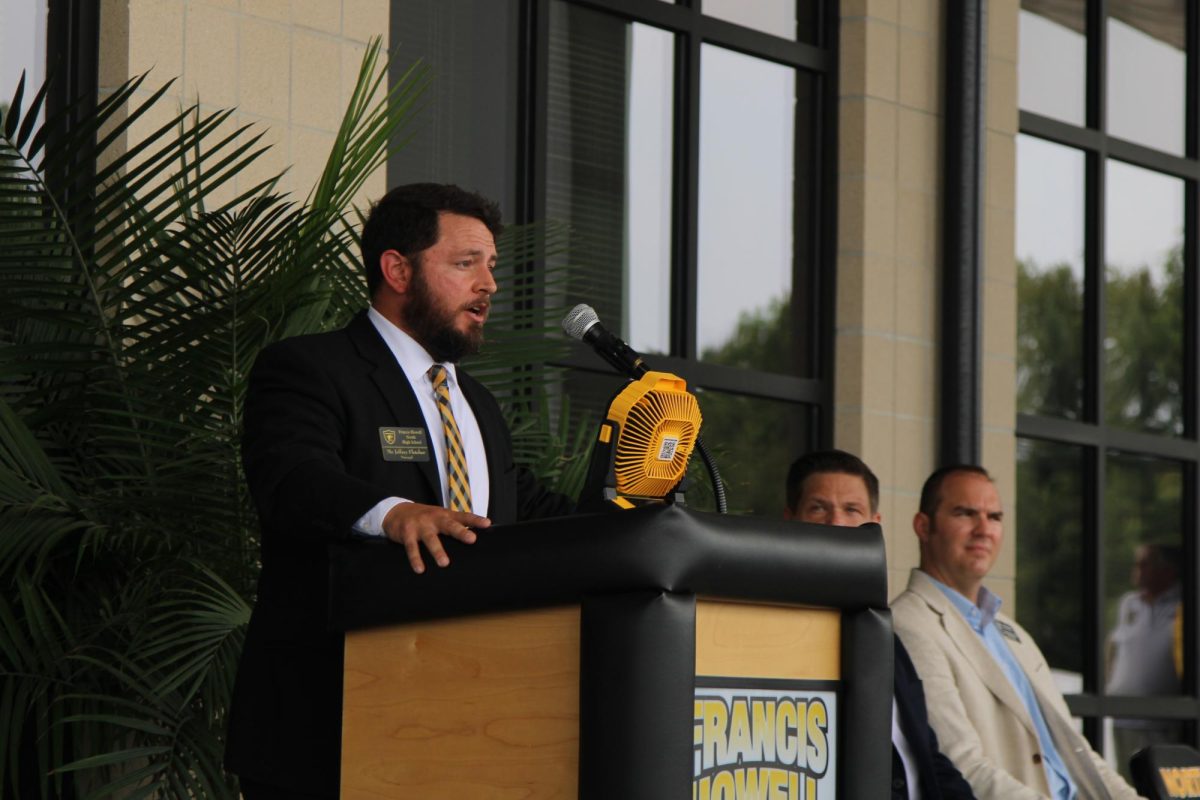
[694,436,727,514]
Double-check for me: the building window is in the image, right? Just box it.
[1016,0,1195,774]
[1,2,48,100]
[535,0,836,516]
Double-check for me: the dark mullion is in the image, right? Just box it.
[46,0,100,127]
[1019,116,1200,182]
[1189,0,1198,161]
[1087,0,1105,133]
[814,4,840,450]
[550,348,826,405]
[1185,179,1199,446]
[1188,0,1200,442]
[1107,137,1200,182]
[1083,151,1105,427]
[674,11,701,360]
[815,0,829,49]
[938,0,985,465]
[693,17,829,70]
[1068,694,1200,720]
[516,0,551,227]
[1185,458,1199,748]
[1017,413,1200,461]
[1082,442,1104,749]
[564,0,827,72]
[1020,110,1106,154]
[1088,0,1107,432]
[1188,166,1200,742]
[45,0,100,213]
[1186,0,1200,749]
[1080,0,1106,748]
[791,47,820,380]
[566,0,692,32]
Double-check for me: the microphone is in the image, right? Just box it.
[561,304,649,378]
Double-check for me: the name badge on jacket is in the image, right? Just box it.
[378,427,430,462]
[995,619,1021,643]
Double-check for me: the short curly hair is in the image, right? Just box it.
[360,183,502,294]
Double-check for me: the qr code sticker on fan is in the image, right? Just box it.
[657,437,679,461]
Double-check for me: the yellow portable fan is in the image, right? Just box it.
[581,371,703,510]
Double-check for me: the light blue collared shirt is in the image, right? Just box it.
[930,576,1078,800]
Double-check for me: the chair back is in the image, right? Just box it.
[1131,743,1200,799]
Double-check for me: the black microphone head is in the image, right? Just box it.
[562,303,601,341]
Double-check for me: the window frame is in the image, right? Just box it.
[517,0,839,457]
[1017,0,1200,749]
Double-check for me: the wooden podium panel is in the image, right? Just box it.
[695,600,840,680]
[341,606,581,799]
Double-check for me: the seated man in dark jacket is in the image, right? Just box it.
[785,449,975,800]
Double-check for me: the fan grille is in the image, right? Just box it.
[611,376,701,498]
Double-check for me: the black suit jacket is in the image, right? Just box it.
[893,636,977,799]
[225,312,573,795]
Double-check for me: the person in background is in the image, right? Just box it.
[1106,542,1183,780]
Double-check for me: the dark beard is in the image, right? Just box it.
[406,265,484,363]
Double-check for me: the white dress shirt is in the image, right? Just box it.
[352,307,491,535]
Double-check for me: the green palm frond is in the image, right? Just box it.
[0,40,429,799]
[473,219,598,495]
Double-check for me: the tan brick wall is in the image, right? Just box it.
[837,0,942,599]
[983,0,1020,611]
[838,0,1019,605]
[98,0,390,211]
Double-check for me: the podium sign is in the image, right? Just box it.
[694,603,840,799]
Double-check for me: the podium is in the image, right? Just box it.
[329,504,892,799]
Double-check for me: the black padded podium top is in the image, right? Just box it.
[328,503,887,631]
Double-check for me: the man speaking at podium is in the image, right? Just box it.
[225,183,574,800]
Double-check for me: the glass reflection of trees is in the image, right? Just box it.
[1017,244,1183,434]
[1105,245,1183,434]
[1017,241,1185,678]
[688,295,808,517]
[1016,438,1084,674]
[1017,258,1084,420]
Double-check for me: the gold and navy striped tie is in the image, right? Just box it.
[428,364,472,512]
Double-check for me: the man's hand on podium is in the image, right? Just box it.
[382,503,490,574]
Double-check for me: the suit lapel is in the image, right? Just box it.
[911,574,1041,741]
[346,312,441,501]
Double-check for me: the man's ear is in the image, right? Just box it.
[379,250,412,294]
[913,511,930,542]
[783,505,796,520]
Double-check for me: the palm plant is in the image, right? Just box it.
[0,40,588,799]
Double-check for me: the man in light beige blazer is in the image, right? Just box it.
[892,465,1144,800]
